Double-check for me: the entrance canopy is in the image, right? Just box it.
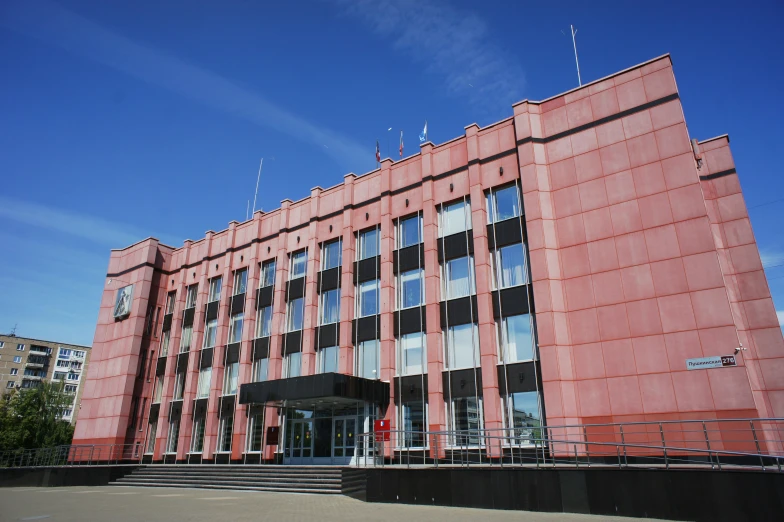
[238,372,390,407]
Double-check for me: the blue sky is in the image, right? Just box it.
[1,0,783,346]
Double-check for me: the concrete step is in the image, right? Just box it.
[116,476,341,486]
[115,477,341,489]
[130,469,342,477]
[108,482,340,494]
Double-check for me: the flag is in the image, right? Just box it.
[399,130,404,158]
[375,139,380,163]
[419,120,428,143]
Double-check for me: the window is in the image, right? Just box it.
[6,381,15,389]
[356,339,379,380]
[10,368,18,375]
[21,380,38,389]
[165,291,176,314]
[487,184,521,224]
[256,306,272,338]
[318,345,338,374]
[223,362,239,395]
[398,268,424,309]
[504,391,541,445]
[253,358,269,382]
[69,360,82,369]
[160,330,171,357]
[73,350,85,359]
[247,413,264,452]
[493,243,527,288]
[443,256,476,300]
[217,414,234,453]
[261,259,276,288]
[322,240,342,270]
[398,214,422,249]
[13,356,21,363]
[203,319,218,348]
[25,369,44,377]
[446,323,479,369]
[287,298,304,332]
[173,372,185,400]
[61,408,73,418]
[153,375,164,403]
[398,332,425,376]
[499,314,534,363]
[319,289,340,325]
[290,251,307,279]
[166,420,180,453]
[16,344,25,351]
[191,418,205,453]
[64,384,77,393]
[185,284,198,308]
[440,199,471,237]
[233,268,248,295]
[197,367,212,398]
[209,277,222,302]
[449,396,483,446]
[0,341,4,348]
[359,227,379,260]
[179,325,193,353]
[283,352,301,378]
[53,371,67,380]
[145,421,157,453]
[399,400,426,448]
[357,279,379,317]
[58,349,71,358]
[67,372,79,381]
[229,312,244,343]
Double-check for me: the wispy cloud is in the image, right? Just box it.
[777,310,784,327]
[1,0,370,172]
[332,0,526,116]
[0,196,146,247]
[760,249,784,269]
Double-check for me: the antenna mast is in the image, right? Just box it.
[252,158,263,216]
[571,24,582,86]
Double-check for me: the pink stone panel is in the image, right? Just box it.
[642,67,677,100]
[639,373,678,414]
[569,308,601,345]
[589,88,620,120]
[596,303,631,341]
[602,339,637,377]
[632,162,667,198]
[626,298,664,337]
[583,207,615,242]
[658,293,698,333]
[650,258,689,297]
[605,170,637,205]
[682,252,724,291]
[632,335,670,374]
[621,264,656,301]
[627,133,660,169]
[616,78,647,111]
[599,141,631,175]
[588,238,620,273]
[592,270,625,306]
[644,224,681,262]
[578,178,609,212]
[668,184,707,222]
[607,376,644,416]
[638,192,674,229]
[596,120,626,148]
[671,371,716,412]
[664,330,704,370]
[610,200,643,236]
[577,379,612,417]
[661,153,699,190]
[615,231,650,268]
[574,150,603,183]
[550,158,578,190]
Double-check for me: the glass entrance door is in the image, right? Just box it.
[289,419,313,463]
[332,416,357,463]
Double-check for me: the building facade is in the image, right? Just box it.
[72,55,784,464]
[0,334,92,424]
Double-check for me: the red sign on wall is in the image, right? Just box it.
[374,419,391,441]
[266,426,280,446]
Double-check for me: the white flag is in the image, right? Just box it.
[419,120,428,143]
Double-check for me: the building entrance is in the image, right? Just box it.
[282,402,371,465]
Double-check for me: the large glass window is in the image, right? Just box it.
[256,305,272,338]
[398,268,424,309]
[398,214,422,249]
[247,413,264,453]
[223,362,239,395]
[290,251,307,279]
[166,420,179,454]
[165,291,176,314]
[283,352,301,378]
[446,323,479,369]
[493,243,527,288]
[203,319,218,348]
[208,277,222,302]
[287,298,304,332]
[357,339,379,380]
[322,240,342,270]
[399,400,426,448]
[233,268,248,295]
[185,284,198,309]
[179,325,193,353]
[319,289,340,325]
[253,358,269,382]
[197,367,212,398]
[357,279,379,317]
[153,375,164,403]
[499,314,534,363]
[229,312,244,343]
[359,227,379,260]
[173,371,185,400]
[440,199,471,237]
[145,421,157,454]
[218,414,233,453]
[443,256,476,300]
[191,418,205,453]
[261,259,276,288]
[398,332,425,376]
[450,397,483,446]
[504,391,542,446]
[160,330,171,357]
[318,345,338,374]
[487,184,521,224]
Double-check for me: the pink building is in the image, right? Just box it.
[73,55,784,464]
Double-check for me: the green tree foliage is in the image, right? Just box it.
[0,380,75,451]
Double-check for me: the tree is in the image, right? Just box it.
[0,380,75,452]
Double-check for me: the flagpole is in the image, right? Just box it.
[252,158,263,215]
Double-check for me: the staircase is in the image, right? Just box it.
[110,465,351,494]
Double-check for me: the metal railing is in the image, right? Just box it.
[1,417,782,472]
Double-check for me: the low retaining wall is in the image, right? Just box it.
[365,467,784,521]
[0,465,140,488]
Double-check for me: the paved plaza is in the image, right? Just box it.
[0,486,667,522]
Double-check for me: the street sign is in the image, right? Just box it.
[686,355,737,370]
